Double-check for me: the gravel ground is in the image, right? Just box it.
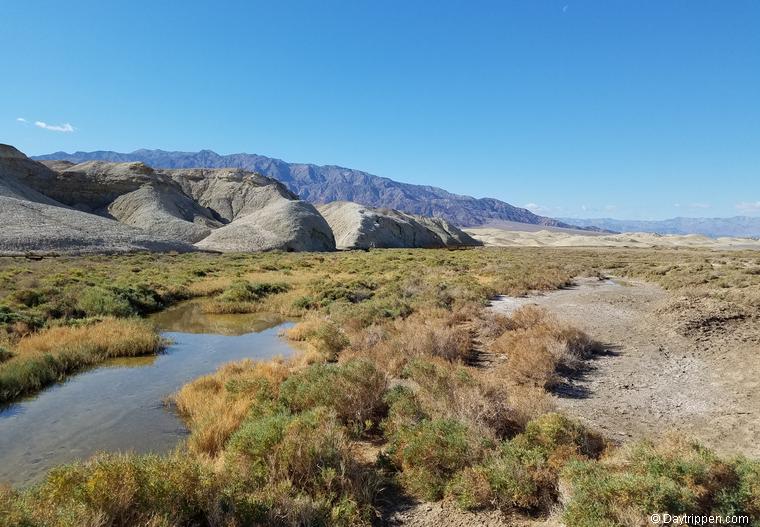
[490,277,760,457]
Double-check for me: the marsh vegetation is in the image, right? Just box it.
[1,247,759,526]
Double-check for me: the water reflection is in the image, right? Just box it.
[0,304,295,487]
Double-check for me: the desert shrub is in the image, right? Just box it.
[448,441,554,512]
[477,311,515,340]
[401,358,518,438]
[387,418,482,500]
[0,347,12,363]
[286,318,349,361]
[225,407,375,525]
[492,306,597,389]
[0,305,43,335]
[11,289,46,308]
[561,436,760,527]
[203,280,290,314]
[354,311,471,375]
[76,286,135,317]
[279,359,387,435]
[219,280,289,304]
[8,453,217,527]
[516,412,605,460]
[75,283,171,318]
[447,414,604,513]
[328,296,414,330]
[312,279,377,306]
[381,386,428,438]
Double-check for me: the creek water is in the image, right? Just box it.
[0,301,296,487]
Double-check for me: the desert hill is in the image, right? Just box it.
[1,144,482,254]
[318,201,481,250]
[0,145,196,255]
[34,149,583,228]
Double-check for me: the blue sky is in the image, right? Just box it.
[2,1,758,219]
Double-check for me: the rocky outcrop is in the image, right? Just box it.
[415,216,482,247]
[108,185,222,243]
[3,143,490,254]
[26,160,221,243]
[8,147,336,253]
[0,195,197,256]
[0,146,196,255]
[169,168,335,252]
[317,201,482,249]
[197,199,336,252]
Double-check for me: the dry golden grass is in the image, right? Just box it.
[0,318,162,402]
[346,308,472,376]
[173,358,290,456]
[285,315,350,363]
[14,318,160,359]
[492,306,596,389]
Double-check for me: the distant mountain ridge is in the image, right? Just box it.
[561,217,760,238]
[34,149,577,228]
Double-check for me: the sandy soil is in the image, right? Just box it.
[466,227,760,250]
[490,277,760,457]
[382,499,558,527]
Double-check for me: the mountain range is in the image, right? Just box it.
[561,217,760,238]
[33,149,580,229]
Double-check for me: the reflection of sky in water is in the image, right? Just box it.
[0,307,295,487]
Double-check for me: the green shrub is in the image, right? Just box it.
[6,453,217,527]
[515,412,605,459]
[225,406,374,525]
[0,305,21,325]
[218,280,289,304]
[11,289,46,308]
[288,319,351,360]
[446,414,604,513]
[388,418,480,500]
[227,409,293,484]
[313,279,376,306]
[279,359,387,435]
[76,286,135,317]
[0,347,12,363]
[381,386,428,437]
[561,438,760,527]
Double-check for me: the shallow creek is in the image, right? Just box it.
[0,301,296,487]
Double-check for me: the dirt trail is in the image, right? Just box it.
[490,277,760,457]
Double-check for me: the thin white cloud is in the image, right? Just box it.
[34,121,75,133]
[16,117,27,123]
[688,202,710,209]
[736,201,760,213]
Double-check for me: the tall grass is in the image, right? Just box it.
[0,318,161,402]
